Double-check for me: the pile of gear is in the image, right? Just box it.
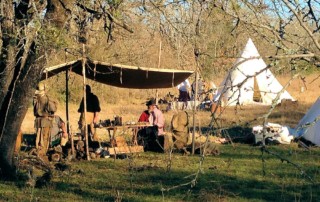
[252,123,294,145]
[164,111,222,155]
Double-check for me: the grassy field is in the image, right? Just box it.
[1,144,319,201]
[2,74,319,201]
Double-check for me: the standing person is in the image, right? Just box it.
[33,82,57,161]
[78,85,101,147]
[177,79,191,109]
[191,77,205,101]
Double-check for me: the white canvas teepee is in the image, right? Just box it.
[214,38,294,106]
[295,97,320,146]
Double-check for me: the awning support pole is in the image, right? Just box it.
[192,71,199,155]
[64,49,75,157]
[82,43,90,161]
[65,69,75,156]
[155,40,162,104]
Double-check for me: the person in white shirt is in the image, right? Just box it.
[177,79,191,109]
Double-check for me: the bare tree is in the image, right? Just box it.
[213,0,320,67]
[0,0,50,179]
[0,0,134,179]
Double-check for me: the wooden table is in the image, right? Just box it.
[97,123,150,155]
[106,124,150,145]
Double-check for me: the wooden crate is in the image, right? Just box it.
[107,145,144,155]
[114,136,127,147]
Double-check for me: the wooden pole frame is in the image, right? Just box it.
[155,40,162,104]
[65,69,75,157]
[64,49,75,157]
[192,72,199,155]
[82,44,90,160]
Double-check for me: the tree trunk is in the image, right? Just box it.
[0,0,48,180]
[0,62,41,179]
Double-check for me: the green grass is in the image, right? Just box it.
[1,144,320,201]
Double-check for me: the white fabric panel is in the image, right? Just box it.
[171,101,201,110]
[295,97,320,145]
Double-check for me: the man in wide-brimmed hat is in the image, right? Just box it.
[35,82,46,95]
[137,98,165,152]
[33,82,57,161]
[138,98,156,124]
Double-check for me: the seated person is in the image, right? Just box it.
[153,104,165,136]
[29,115,68,161]
[50,115,68,147]
[138,99,155,125]
[137,99,165,152]
[199,81,217,110]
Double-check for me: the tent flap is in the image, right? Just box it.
[42,59,194,89]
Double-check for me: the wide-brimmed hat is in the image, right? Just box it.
[35,82,46,95]
[146,98,156,106]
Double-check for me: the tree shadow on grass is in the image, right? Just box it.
[124,147,320,201]
[51,181,115,201]
[7,155,318,202]
[9,145,319,201]
[130,168,318,201]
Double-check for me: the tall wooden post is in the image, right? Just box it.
[192,72,199,155]
[64,51,69,134]
[82,44,90,160]
[155,41,162,104]
[65,69,75,156]
[158,41,162,69]
[64,50,75,156]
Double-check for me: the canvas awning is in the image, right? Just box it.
[42,59,194,89]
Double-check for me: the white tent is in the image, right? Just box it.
[214,38,294,106]
[295,97,320,146]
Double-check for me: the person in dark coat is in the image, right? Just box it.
[78,85,101,148]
